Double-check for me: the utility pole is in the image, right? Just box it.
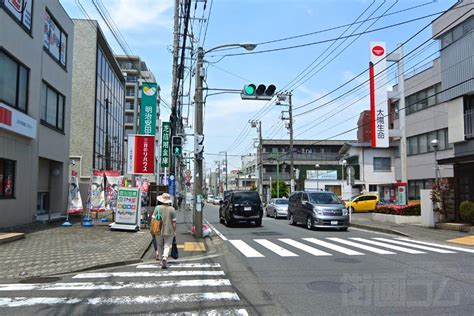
[288,93,294,193]
[225,152,228,191]
[193,46,204,238]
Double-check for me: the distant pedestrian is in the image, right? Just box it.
[177,192,183,210]
[152,193,177,269]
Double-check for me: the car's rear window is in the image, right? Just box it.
[233,192,261,204]
[275,199,288,205]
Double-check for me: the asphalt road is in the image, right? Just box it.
[2,204,474,315]
[204,203,474,315]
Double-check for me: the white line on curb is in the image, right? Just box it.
[205,219,228,241]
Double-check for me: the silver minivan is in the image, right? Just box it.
[288,191,349,231]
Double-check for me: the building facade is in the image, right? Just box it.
[339,142,397,202]
[69,19,125,199]
[390,1,473,215]
[259,139,350,202]
[115,55,160,182]
[0,0,74,228]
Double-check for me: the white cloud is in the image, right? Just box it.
[108,0,173,31]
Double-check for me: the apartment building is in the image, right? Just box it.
[0,0,74,228]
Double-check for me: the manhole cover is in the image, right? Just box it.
[306,281,354,293]
[251,231,282,236]
[19,276,61,284]
[333,258,361,264]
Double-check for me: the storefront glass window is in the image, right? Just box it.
[0,159,15,199]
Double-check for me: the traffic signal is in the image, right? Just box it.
[195,134,204,157]
[171,136,183,156]
[241,84,276,100]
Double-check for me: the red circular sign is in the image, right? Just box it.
[372,45,385,56]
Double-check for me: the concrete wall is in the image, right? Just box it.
[0,0,74,228]
[70,20,98,182]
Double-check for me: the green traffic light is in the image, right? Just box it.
[245,85,255,95]
[174,147,181,154]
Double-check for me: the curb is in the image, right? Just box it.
[350,223,411,237]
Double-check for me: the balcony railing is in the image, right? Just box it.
[465,109,474,139]
[262,152,340,162]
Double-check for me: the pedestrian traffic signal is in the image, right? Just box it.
[241,84,276,100]
[195,134,204,157]
[171,136,183,156]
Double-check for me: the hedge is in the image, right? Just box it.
[375,203,421,216]
[460,201,474,224]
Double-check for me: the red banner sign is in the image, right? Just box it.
[127,135,155,175]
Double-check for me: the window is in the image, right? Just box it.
[407,129,451,155]
[0,50,29,112]
[405,84,440,115]
[373,157,391,172]
[40,81,65,131]
[1,0,33,32]
[0,158,15,199]
[369,185,378,192]
[43,10,68,67]
[126,87,135,97]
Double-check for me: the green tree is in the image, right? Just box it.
[271,180,289,198]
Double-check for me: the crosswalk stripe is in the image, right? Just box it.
[350,238,425,254]
[254,239,298,257]
[278,239,332,256]
[326,238,396,254]
[0,292,240,307]
[396,238,474,253]
[302,238,364,256]
[136,263,221,269]
[72,271,225,279]
[229,240,265,258]
[0,279,232,291]
[161,308,249,316]
[373,238,456,253]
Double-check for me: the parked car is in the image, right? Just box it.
[207,195,214,203]
[213,197,223,205]
[344,193,379,213]
[287,191,349,231]
[266,198,289,219]
[219,191,263,227]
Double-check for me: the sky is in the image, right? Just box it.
[59,0,457,171]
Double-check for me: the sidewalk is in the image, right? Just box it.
[0,208,213,280]
[350,213,474,246]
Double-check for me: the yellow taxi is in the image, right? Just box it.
[345,193,380,213]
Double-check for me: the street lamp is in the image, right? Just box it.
[431,139,439,185]
[340,159,347,198]
[193,42,257,238]
[315,164,320,191]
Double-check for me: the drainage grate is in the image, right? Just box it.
[306,281,354,293]
[19,276,61,284]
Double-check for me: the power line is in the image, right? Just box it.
[292,6,472,117]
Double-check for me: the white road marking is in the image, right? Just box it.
[373,238,456,254]
[72,271,225,279]
[278,239,332,256]
[136,263,221,269]
[326,238,396,254]
[350,238,425,254]
[396,238,474,253]
[229,240,264,258]
[254,239,298,257]
[0,292,240,307]
[0,279,232,291]
[303,238,364,256]
[163,308,249,316]
[205,219,228,241]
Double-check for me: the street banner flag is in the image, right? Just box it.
[67,167,83,213]
[139,82,158,135]
[369,42,389,148]
[105,170,122,212]
[127,134,155,175]
[89,170,106,212]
